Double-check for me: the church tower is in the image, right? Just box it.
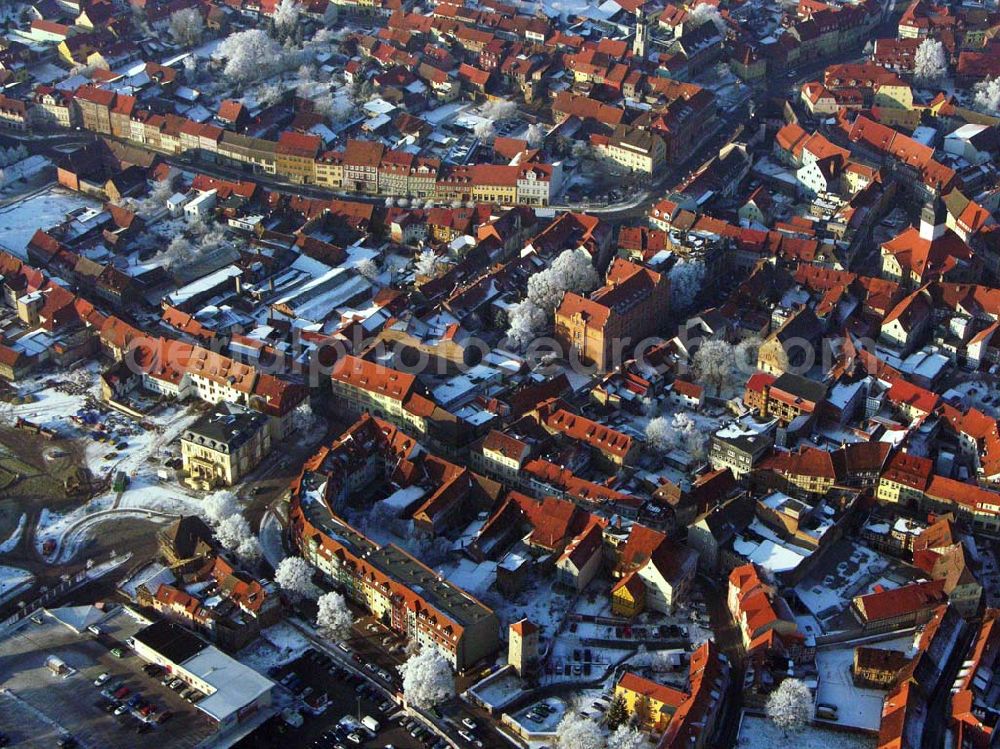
[633,6,647,58]
[919,194,947,242]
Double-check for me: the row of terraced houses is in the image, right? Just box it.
[31,85,561,205]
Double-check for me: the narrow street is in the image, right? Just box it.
[702,575,748,748]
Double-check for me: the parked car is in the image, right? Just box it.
[461,718,476,731]
[93,672,110,687]
[110,648,125,658]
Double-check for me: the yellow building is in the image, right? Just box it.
[181,403,272,489]
[611,572,645,618]
[508,619,539,676]
[595,126,666,175]
[615,672,687,731]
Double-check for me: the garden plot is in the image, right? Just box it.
[492,572,575,639]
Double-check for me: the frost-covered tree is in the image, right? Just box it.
[607,726,648,749]
[182,54,198,81]
[527,247,599,312]
[688,2,725,33]
[554,713,605,749]
[693,339,735,396]
[414,249,442,278]
[273,0,301,30]
[525,123,546,148]
[505,248,599,349]
[316,591,353,639]
[669,258,705,312]
[215,514,251,549]
[135,178,175,218]
[314,91,354,122]
[505,299,547,351]
[214,30,283,86]
[733,336,762,378]
[356,258,380,281]
[914,38,947,84]
[274,556,319,601]
[973,76,1000,115]
[204,491,240,525]
[606,694,629,729]
[645,416,674,452]
[158,234,195,270]
[169,7,204,46]
[474,119,497,144]
[766,677,812,736]
[398,646,455,708]
[479,99,518,121]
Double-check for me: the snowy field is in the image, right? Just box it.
[736,714,875,749]
[0,186,101,260]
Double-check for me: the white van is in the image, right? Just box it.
[362,715,380,733]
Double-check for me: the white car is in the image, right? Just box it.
[462,718,477,731]
[93,673,110,687]
[347,733,362,745]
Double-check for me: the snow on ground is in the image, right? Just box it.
[0,514,27,554]
[20,362,206,564]
[116,478,203,516]
[946,379,1000,419]
[259,510,287,570]
[494,572,573,635]
[0,186,101,260]
[239,621,313,673]
[736,714,875,749]
[814,646,891,731]
[794,542,891,627]
[0,564,34,602]
[118,562,175,601]
[468,670,525,710]
[506,696,568,746]
[7,363,102,431]
[0,156,52,192]
[85,552,133,581]
[43,479,203,564]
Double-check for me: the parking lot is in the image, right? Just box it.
[236,646,437,749]
[0,607,214,749]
